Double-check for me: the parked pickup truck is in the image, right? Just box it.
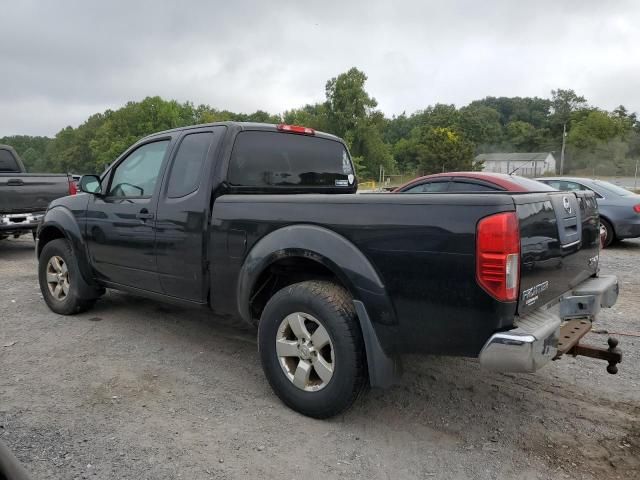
[0,144,76,240]
[35,123,621,418]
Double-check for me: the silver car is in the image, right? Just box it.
[536,177,640,247]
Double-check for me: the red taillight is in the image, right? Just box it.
[68,179,77,195]
[633,204,640,214]
[476,212,520,302]
[277,124,315,135]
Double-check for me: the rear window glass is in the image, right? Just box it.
[228,131,354,188]
[509,176,555,191]
[592,180,633,197]
[0,149,20,172]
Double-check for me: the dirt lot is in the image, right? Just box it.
[1,236,639,480]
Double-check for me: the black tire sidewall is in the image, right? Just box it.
[38,238,87,315]
[601,219,614,248]
[258,282,363,418]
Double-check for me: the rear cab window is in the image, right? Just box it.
[227,130,355,192]
[0,149,20,172]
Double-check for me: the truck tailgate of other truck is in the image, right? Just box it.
[0,174,70,213]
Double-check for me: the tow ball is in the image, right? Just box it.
[553,319,622,374]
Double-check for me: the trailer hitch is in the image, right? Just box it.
[553,319,622,374]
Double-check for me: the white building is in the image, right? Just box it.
[475,152,556,177]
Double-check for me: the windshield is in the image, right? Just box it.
[592,180,634,197]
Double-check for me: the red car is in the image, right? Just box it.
[393,171,555,193]
[394,172,607,247]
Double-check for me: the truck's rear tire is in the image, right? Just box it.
[258,280,366,418]
[38,238,97,315]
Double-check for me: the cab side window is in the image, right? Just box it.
[448,181,498,192]
[166,133,213,198]
[108,141,170,198]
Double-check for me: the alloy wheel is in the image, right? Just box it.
[46,255,70,301]
[275,312,335,391]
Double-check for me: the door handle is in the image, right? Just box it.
[7,179,24,186]
[136,209,154,221]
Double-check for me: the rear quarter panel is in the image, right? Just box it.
[210,193,519,356]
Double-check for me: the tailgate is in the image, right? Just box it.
[0,174,70,213]
[516,191,600,315]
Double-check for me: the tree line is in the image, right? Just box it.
[2,67,639,179]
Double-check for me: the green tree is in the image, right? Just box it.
[469,96,551,129]
[412,126,475,174]
[568,110,628,151]
[324,67,394,177]
[324,67,377,138]
[0,135,52,172]
[566,109,636,173]
[550,89,588,131]
[89,97,196,169]
[414,104,460,130]
[504,121,549,151]
[458,105,503,148]
[282,103,330,132]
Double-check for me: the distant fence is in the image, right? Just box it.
[358,180,377,191]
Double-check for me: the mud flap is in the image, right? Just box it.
[353,300,402,388]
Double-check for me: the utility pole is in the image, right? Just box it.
[559,122,567,175]
[635,158,638,190]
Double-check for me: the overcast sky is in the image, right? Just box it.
[1,0,639,137]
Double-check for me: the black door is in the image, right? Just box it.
[86,139,171,292]
[154,127,225,301]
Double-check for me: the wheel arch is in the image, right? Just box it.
[37,206,95,288]
[237,224,397,329]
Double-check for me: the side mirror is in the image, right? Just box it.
[79,175,102,195]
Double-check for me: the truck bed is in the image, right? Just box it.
[210,190,599,357]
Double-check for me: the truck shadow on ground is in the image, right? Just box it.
[87,289,640,479]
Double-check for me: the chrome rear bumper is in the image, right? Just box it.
[479,275,619,373]
[0,212,43,232]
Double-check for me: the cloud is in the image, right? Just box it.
[1,0,639,136]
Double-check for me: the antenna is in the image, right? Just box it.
[509,159,536,176]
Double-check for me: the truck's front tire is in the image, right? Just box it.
[258,280,366,418]
[38,238,97,315]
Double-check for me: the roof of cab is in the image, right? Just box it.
[142,122,343,143]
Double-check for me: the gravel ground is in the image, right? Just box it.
[1,236,638,480]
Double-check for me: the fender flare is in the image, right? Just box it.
[37,206,98,294]
[237,224,400,387]
[237,224,396,325]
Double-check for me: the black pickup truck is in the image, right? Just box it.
[0,144,76,240]
[36,122,621,418]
